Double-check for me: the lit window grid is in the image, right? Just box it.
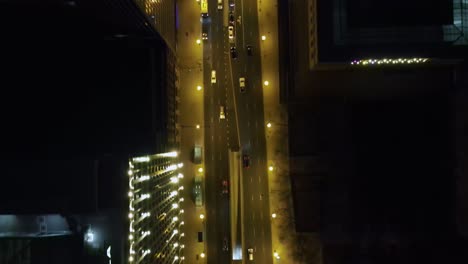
[128,154,183,263]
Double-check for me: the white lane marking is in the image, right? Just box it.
[251,195,254,201]
[211,135,214,141]
[211,117,214,123]
[250,177,253,183]
[250,31,253,37]
[259,175,261,183]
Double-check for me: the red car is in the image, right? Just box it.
[222,180,229,194]
[243,155,250,168]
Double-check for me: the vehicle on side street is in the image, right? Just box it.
[246,45,253,56]
[230,46,238,59]
[228,26,234,39]
[201,0,209,17]
[239,77,245,92]
[202,32,208,40]
[248,248,254,260]
[211,70,216,83]
[219,105,226,119]
[243,154,250,168]
[229,13,235,25]
[217,0,223,10]
[198,231,204,242]
[192,145,202,164]
[222,180,229,194]
[223,237,229,251]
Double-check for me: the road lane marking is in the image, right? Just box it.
[251,195,254,201]
[250,177,253,183]
[247,121,250,127]
[211,117,214,123]
[259,175,261,183]
[211,135,214,141]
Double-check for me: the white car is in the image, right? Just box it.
[219,106,226,119]
[211,70,216,84]
[217,0,223,10]
[228,26,234,39]
[248,248,254,261]
[239,77,245,92]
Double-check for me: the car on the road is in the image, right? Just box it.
[230,46,238,59]
[242,154,250,168]
[217,0,223,9]
[246,45,253,56]
[219,105,226,119]
[239,77,245,92]
[202,32,208,40]
[228,26,234,39]
[211,70,216,84]
[229,13,235,25]
[222,180,229,194]
[248,248,254,261]
[222,237,229,251]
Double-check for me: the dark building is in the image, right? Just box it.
[279,0,468,263]
[0,1,178,263]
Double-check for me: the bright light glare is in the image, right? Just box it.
[196,124,201,129]
[128,191,133,197]
[272,213,277,218]
[196,39,201,44]
[264,80,269,86]
[170,177,179,183]
[269,166,274,171]
[267,122,272,128]
[261,35,266,40]
[197,85,202,91]
[177,163,184,168]
[128,213,134,219]
[172,203,179,209]
[178,173,184,179]
[128,170,133,176]
[198,167,204,173]
[200,214,205,219]
[173,216,179,222]
[200,253,206,258]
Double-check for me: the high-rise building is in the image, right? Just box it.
[127,152,185,264]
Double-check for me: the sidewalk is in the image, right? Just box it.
[175,0,206,262]
[258,0,322,263]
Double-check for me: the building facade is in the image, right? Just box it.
[127,152,185,263]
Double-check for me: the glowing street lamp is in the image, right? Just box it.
[198,167,204,173]
[196,124,201,129]
[200,252,206,258]
[261,35,266,41]
[264,80,269,86]
[269,166,274,171]
[272,213,277,218]
[196,39,201,45]
[199,214,205,219]
[197,85,202,91]
[267,122,272,128]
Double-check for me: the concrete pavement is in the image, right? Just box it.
[176,0,206,262]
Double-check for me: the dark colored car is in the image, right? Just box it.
[222,180,229,194]
[243,155,250,168]
[246,45,253,56]
[230,46,237,59]
[229,13,235,25]
[223,237,229,251]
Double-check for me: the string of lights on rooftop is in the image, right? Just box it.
[351,58,429,66]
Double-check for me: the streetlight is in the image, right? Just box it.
[198,167,203,173]
[267,122,272,128]
[199,214,205,219]
[272,213,277,218]
[264,80,269,86]
[274,251,280,259]
[269,166,274,171]
[197,85,202,91]
[196,124,201,129]
[196,39,201,45]
[261,35,266,41]
[200,252,205,258]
